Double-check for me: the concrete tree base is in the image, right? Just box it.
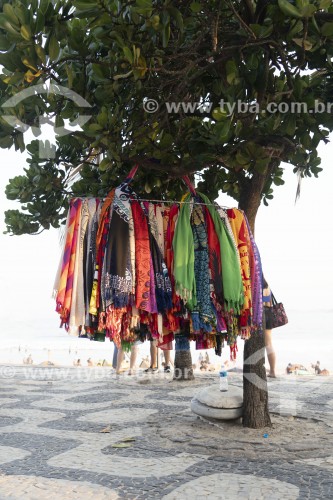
[191,384,243,420]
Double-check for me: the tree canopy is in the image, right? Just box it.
[1,0,333,234]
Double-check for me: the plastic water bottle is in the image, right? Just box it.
[219,364,228,392]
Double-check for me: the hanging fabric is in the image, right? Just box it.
[54,167,264,360]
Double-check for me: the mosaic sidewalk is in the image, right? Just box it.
[0,366,332,499]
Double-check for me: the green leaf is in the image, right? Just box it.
[65,64,74,88]
[278,0,302,18]
[292,38,313,50]
[150,14,160,30]
[134,0,152,15]
[212,107,229,121]
[249,24,273,38]
[0,34,11,50]
[20,24,32,41]
[88,123,103,132]
[0,135,14,148]
[235,120,242,135]
[49,34,60,60]
[0,14,20,36]
[15,4,29,25]
[3,72,25,85]
[97,109,108,127]
[55,115,64,130]
[311,15,320,34]
[273,176,285,185]
[35,11,45,33]
[35,44,46,65]
[255,158,269,173]
[190,2,202,13]
[215,120,230,140]
[167,6,184,32]
[3,4,20,26]
[288,20,303,38]
[99,158,110,171]
[303,5,317,16]
[285,115,296,135]
[321,22,333,36]
[123,46,133,64]
[113,70,133,80]
[162,15,170,48]
[236,151,251,166]
[0,51,23,72]
[296,0,309,9]
[295,0,317,16]
[320,0,331,8]
[226,60,238,84]
[21,56,38,71]
[111,443,133,448]
[91,63,109,80]
[39,0,50,15]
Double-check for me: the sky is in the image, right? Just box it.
[0,135,332,362]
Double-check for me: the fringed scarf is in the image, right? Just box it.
[53,209,70,299]
[104,305,127,348]
[204,205,223,303]
[84,200,100,326]
[172,196,196,308]
[164,204,181,332]
[146,202,172,314]
[191,202,213,331]
[227,208,252,327]
[148,203,164,254]
[165,204,179,279]
[89,190,115,316]
[69,199,90,335]
[149,228,172,313]
[148,233,158,314]
[131,199,152,312]
[103,188,133,309]
[56,198,82,329]
[216,206,241,267]
[198,192,244,314]
[244,213,263,327]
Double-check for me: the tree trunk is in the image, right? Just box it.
[173,334,194,381]
[238,170,267,232]
[238,168,273,428]
[243,329,272,428]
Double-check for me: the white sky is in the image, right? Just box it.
[0,137,332,349]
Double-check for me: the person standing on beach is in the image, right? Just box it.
[314,361,322,374]
[144,339,172,373]
[115,340,143,375]
[263,278,276,378]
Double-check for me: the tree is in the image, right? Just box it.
[1,0,333,425]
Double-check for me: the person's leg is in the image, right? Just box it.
[112,344,118,370]
[116,347,124,374]
[150,339,157,368]
[163,349,172,372]
[129,344,139,374]
[264,329,276,377]
[164,349,170,366]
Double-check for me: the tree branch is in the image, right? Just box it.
[227,0,257,39]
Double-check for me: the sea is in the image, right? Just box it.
[1,307,332,375]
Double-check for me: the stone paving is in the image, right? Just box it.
[0,365,332,499]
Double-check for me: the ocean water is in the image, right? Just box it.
[1,308,332,374]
